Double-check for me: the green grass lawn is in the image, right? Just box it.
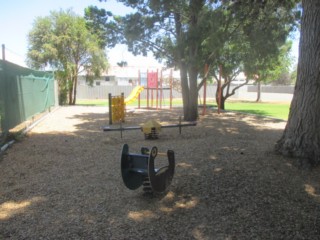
[224,101,290,120]
[76,99,290,120]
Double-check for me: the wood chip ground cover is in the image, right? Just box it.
[0,106,320,239]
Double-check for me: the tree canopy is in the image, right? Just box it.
[27,9,108,105]
[89,0,299,120]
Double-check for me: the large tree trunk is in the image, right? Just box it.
[187,66,199,121]
[68,79,73,105]
[220,96,226,110]
[175,2,201,122]
[180,63,190,119]
[180,64,199,121]
[256,80,261,102]
[215,89,226,110]
[72,74,78,105]
[275,0,320,167]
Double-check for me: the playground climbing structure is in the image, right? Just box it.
[108,68,173,124]
[138,69,173,110]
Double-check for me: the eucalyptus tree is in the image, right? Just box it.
[200,1,298,108]
[27,9,108,105]
[276,0,320,167]
[206,33,250,110]
[84,6,113,48]
[244,41,294,102]
[96,0,209,120]
[90,0,298,120]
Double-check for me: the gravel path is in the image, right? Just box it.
[1,106,320,239]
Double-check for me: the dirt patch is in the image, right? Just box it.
[1,106,320,239]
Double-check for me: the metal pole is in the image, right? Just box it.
[121,92,125,122]
[156,69,159,110]
[120,121,123,139]
[218,65,222,114]
[108,93,112,125]
[2,44,5,60]
[160,69,163,109]
[202,64,208,116]
[138,70,141,109]
[170,69,173,110]
[147,70,149,108]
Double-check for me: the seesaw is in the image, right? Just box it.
[120,144,175,193]
[103,117,196,139]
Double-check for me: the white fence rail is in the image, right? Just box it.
[77,85,294,102]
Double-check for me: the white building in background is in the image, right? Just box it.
[77,64,254,87]
[77,65,169,86]
[105,65,142,86]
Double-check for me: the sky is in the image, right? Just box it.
[0,0,299,69]
[0,0,162,68]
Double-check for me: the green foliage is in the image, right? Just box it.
[95,0,299,119]
[198,1,300,108]
[84,6,113,48]
[251,41,294,85]
[27,9,108,105]
[117,61,128,67]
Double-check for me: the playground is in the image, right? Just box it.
[1,106,320,239]
[107,69,174,125]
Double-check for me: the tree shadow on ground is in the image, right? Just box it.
[0,106,320,239]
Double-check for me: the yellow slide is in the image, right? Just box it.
[125,86,144,104]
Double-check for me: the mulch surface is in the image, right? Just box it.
[1,106,320,239]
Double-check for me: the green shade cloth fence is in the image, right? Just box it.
[0,60,55,136]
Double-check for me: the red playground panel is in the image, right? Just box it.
[148,71,158,88]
